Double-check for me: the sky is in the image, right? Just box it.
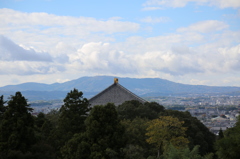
[0,0,240,87]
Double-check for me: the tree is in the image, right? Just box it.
[218,128,224,140]
[161,110,216,155]
[117,100,165,120]
[0,95,6,120]
[34,112,53,142]
[61,103,125,159]
[146,116,189,158]
[163,144,213,159]
[86,103,125,158]
[60,133,90,159]
[215,116,240,159]
[0,92,36,156]
[121,117,154,158]
[58,88,90,134]
[48,89,90,156]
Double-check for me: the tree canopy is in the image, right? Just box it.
[117,100,165,120]
[160,110,216,155]
[0,90,229,159]
[61,103,125,159]
[215,116,240,159]
[0,92,36,157]
[48,88,91,156]
[146,116,189,158]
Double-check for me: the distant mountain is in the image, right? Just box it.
[0,76,240,101]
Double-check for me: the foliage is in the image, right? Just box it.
[215,116,240,159]
[86,103,125,158]
[61,103,125,159]
[45,109,60,128]
[58,88,90,134]
[146,116,189,157]
[218,128,224,140]
[34,112,54,143]
[60,133,90,159]
[121,117,149,148]
[48,88,90,155]
[0,92,36,157]
[117,100,165,120]
[0,95,7,120]
[163,144,213,159]
[121,117,155,158]
[161,110,216,155]
[122,144,145,159]
[3,89,236,159]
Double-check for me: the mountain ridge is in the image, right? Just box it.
[1,76,240,101]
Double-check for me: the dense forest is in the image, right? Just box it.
[0,89,239,159]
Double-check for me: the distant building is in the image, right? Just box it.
[89,78,147,106]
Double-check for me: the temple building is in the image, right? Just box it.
[89,78,147,106]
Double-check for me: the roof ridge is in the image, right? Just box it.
[88,83,116,101]
[89,83,147,103]
[116,83,147,103]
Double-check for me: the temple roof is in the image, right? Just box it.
[89,78,147,106]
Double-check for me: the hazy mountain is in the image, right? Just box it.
[0,76,240,101]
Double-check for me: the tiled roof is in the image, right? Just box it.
[89,82,147,106]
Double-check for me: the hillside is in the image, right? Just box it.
[0,76,240,101]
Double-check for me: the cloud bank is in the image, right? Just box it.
[143,0,240,9]
[0,8,239,86]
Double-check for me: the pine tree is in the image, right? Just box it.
[218,128,224,140]
[0,92,36,156]
[49,89,90,157]
[58,88,90,135]
[0,95,6,120]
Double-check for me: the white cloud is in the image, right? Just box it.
[59,32,240,78]
[0,8,139,51]
[0,30,239,86]
[210,0,240,9]
[0,8,139,34]
[0,8,239,87]
[67,42,138,75]
[140,16,170,23]
[142,7,163,11]
[143,0,240,9]
[0,61,65,75]
[177,20,229,33]
[0,35,52,61]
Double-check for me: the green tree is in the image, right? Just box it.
[146,116,189,158]
[163,144,213,159]
[61,103,125,159]
[31,112,56,159]
[121,117,155,158]
[117,100,165,120]
[35,112,46,129]
[161,110,215,155]
[59,88,90,134]
[215,116,240,159]
[218,128,224,140]
[45,109,60,128]
[34,112,53,142]
[0,95,7,120]
[122,144,145,159]
[60,133,90,159]
[49,89,90,155]
[0,92,36,157]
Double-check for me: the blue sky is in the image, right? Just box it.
[0,0,240,87]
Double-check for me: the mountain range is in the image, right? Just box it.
[1,76,240,101]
